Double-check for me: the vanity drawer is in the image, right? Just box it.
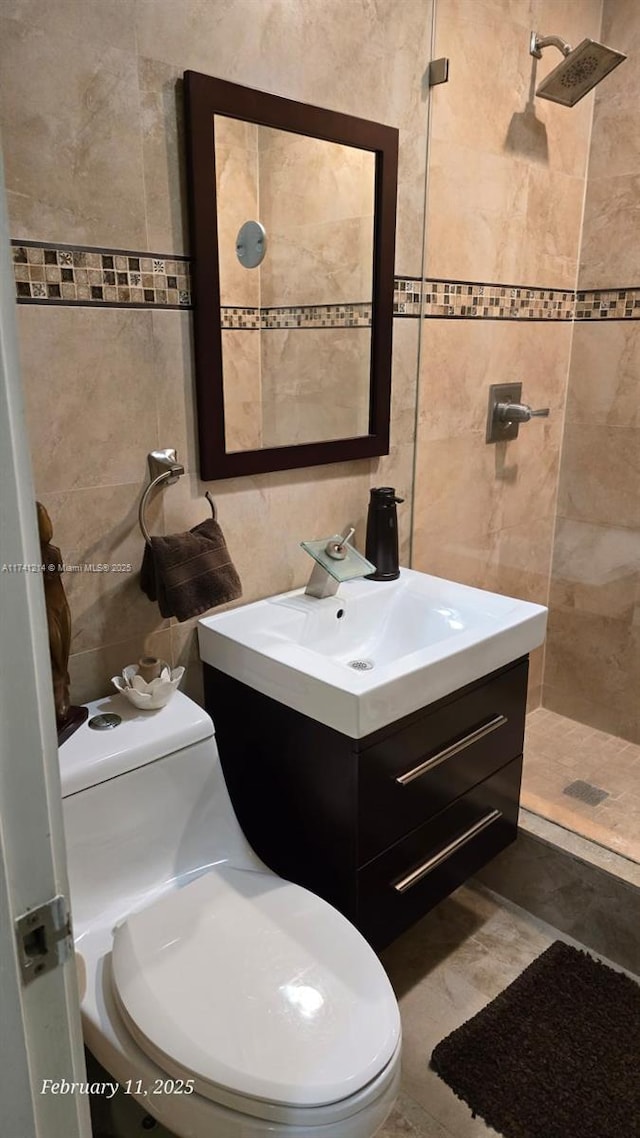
[357,660,527,864]
[357,755,522,950]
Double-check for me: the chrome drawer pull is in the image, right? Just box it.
[395,714,508,787]
[392,808,503,894]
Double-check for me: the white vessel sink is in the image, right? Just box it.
[198,568,547,739]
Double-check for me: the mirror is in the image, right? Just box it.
[185,72,398,481]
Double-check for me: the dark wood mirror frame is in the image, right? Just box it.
[184,70,399,481]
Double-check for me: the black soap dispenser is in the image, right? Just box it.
[365,487,404,580]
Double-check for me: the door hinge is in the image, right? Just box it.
[15,895,73,986]
[428,58,450,86]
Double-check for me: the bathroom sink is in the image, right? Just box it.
[198,568,547,738]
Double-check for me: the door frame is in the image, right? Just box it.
[0,136,91,1138]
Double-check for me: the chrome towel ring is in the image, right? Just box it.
[138,450,184,544]
[138,450,217,544]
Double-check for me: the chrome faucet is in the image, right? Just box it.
[301,528,376,599]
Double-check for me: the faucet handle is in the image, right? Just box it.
[325,527,355,560]
[496,402,550,423]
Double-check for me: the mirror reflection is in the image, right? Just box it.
[214,115,376,453]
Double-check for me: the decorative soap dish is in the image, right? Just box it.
[112,663,185,710]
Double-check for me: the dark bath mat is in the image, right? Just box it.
[430,940,640,1138]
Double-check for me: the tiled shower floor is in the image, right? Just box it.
[522,708,640,864]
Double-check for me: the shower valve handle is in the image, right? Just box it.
[495,402,550,424]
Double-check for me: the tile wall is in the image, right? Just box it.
[545,0,640,741]
[0,0,430,705]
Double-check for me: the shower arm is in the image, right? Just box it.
[530,32,572,60]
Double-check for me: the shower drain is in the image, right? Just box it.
[347,659,374,671]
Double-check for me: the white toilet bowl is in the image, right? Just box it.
[60,691,401,1137]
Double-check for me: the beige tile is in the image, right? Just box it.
[134,0,432,134]
[152,310,199,476]
[414,432,502,547]
[221,329,263,453]
[260,328,371,447]
[68,629,172,706]
[138,57,190,256]
[18,307,158,493]
[170,621,204,706]
[425,141,527,282]
[6,0,137,52]
[38,483,166,654]
[520,166,584,289]
[579,173,640,289]
[589,92,640,181]
[391,318,420,418]
[412,527,501,594]
[526,683,542,713]
[395,127,430,280]
[601,0,640,98]
[263,216,374,307]
[543,683,623,740]
[215,137,260,308]
[488,515,556,605]
[0,16,146,246]
[565,321,640,428]
[377,1093,453,1138]
[557,423,640,530]
[259,131,375,231]
[549,517,640,622]
[544,607,631,719]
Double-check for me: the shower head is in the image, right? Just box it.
[530,31,626,107]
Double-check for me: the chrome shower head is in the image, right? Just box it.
[530,31,626,107]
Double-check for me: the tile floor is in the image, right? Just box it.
[521,707,640,864]
[378,882,603,1137]
[89,881,631,1138]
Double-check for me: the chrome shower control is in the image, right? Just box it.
[495,402,550,423]
[486,383,550,443]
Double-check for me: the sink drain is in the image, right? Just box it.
[348,659,374,671]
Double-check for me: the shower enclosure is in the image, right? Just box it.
[411,0,637,865]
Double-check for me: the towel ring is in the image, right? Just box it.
[138,450,217,544]
[139,450,184,544]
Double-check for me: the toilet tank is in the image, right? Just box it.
[59,691,263,939]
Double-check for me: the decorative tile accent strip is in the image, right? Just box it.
[221,302,371,330]
[13,243,640,323]
[394,278,575,321]
[575,287,640,320]
[220,306,261,329]
[261,302,371,329]
[12,240,191,308]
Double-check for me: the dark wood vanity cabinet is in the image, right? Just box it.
[204,657,528,949]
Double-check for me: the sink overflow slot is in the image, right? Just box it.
[348,659,374,671]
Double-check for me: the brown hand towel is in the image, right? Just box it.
[139,518,242,622]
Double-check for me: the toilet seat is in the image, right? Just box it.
[111,866,400,1120]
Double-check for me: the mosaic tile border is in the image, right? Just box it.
[12,240,191,308]
[575,287,640,320]
[394,277,575,321]
[12,241,640,323]
[220,302,371,330]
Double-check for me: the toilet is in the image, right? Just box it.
[59,690,401,1138]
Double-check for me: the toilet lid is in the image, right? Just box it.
[111,867,400,1109]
